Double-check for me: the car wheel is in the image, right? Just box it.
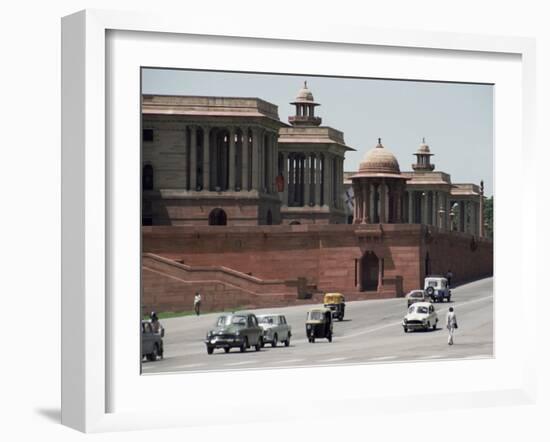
[284,334,291,347]
[224,347,230,353]
[240,338,248,353]
[255,337,262,352]
[272,334,278,347]
[207,346,214,355]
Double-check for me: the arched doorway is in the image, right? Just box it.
[289,220,301,225]
[424,252,431,277]
[266,209,273,225]
[208,208,227,226]
[360,251,379,291]
[142,164,153,190]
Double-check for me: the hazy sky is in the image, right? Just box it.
[142,68,494,196]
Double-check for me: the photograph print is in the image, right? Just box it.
[140,68,494,374]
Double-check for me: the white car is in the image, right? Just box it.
[405,290,430,307]
[402,302,438,332]
[256,314,292,347]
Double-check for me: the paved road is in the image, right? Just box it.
[142,277,493,374]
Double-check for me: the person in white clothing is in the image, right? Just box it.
[446,306,458,345]
[194,292,202,316]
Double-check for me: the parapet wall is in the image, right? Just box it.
[143,224,493,304]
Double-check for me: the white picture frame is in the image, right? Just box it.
[61,9,537,433]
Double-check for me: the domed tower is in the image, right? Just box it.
[351,139,409,224]
[288,81,322,126]
[412,138,435,171]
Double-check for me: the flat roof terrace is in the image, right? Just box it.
[142,94,282,123]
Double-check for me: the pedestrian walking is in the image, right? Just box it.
[194,291,202,316]
[446,306,458,345]
[446,269,453,288]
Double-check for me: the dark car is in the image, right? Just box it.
[141,320,164,361]
[205,313,263,354]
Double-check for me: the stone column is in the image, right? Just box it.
[181,126,188,190]
[288,154,295,204]
[282,152,289,206]
[251,128,260,190]
[259,131,265,192]
[228,127,236,191]
[421,192,427,225]
[329,155,334,208]
[202,126,210,191]
[323,154,330,207]
[304,154,311,206]
[272,132,278,194]
[241,129,249,191]
[359,182,365,223]
[432,191,437,226]
[351,183,361,224]
[379,181,387,223]
[189,126,197,191]
[408,191,414,223]
[336,157,342,209]
[264,133,271,193]
[396,189,402,223]
[315,154,321,206]
[365,181,371,223]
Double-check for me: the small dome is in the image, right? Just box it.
[294,81,315,103]
[416,137,433,154]
[359,139,401,175]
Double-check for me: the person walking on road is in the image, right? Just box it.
[446,306,458,345]
[194,291,202,316]
[446,269,453,288]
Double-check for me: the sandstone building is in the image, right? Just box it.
[141,82,492,313]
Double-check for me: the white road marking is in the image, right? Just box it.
[224,360,256,367]
[341,295,493,340]
[368,355,397,361]
[317,357,348,363]
[270,359,305,365]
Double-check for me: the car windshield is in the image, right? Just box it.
[216,315,247,327]
[416,306,429,314]
[230,315,248,326]
[412,292,423,297]
[258,316,275,324]
[308,311,323,321]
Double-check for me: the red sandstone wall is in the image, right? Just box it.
[422,229,493,288]
[142,224,493,309]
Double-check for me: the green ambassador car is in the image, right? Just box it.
[205,313,264,354]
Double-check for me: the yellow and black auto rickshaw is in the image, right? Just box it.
[323,292,346,321]
[305,308,333,343]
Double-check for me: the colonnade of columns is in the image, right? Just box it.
[181,124,278,193]
[280,151,344,209]
[403,190,482,235]
[352,179,405,224]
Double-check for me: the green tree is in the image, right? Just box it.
[483,195,493,240]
